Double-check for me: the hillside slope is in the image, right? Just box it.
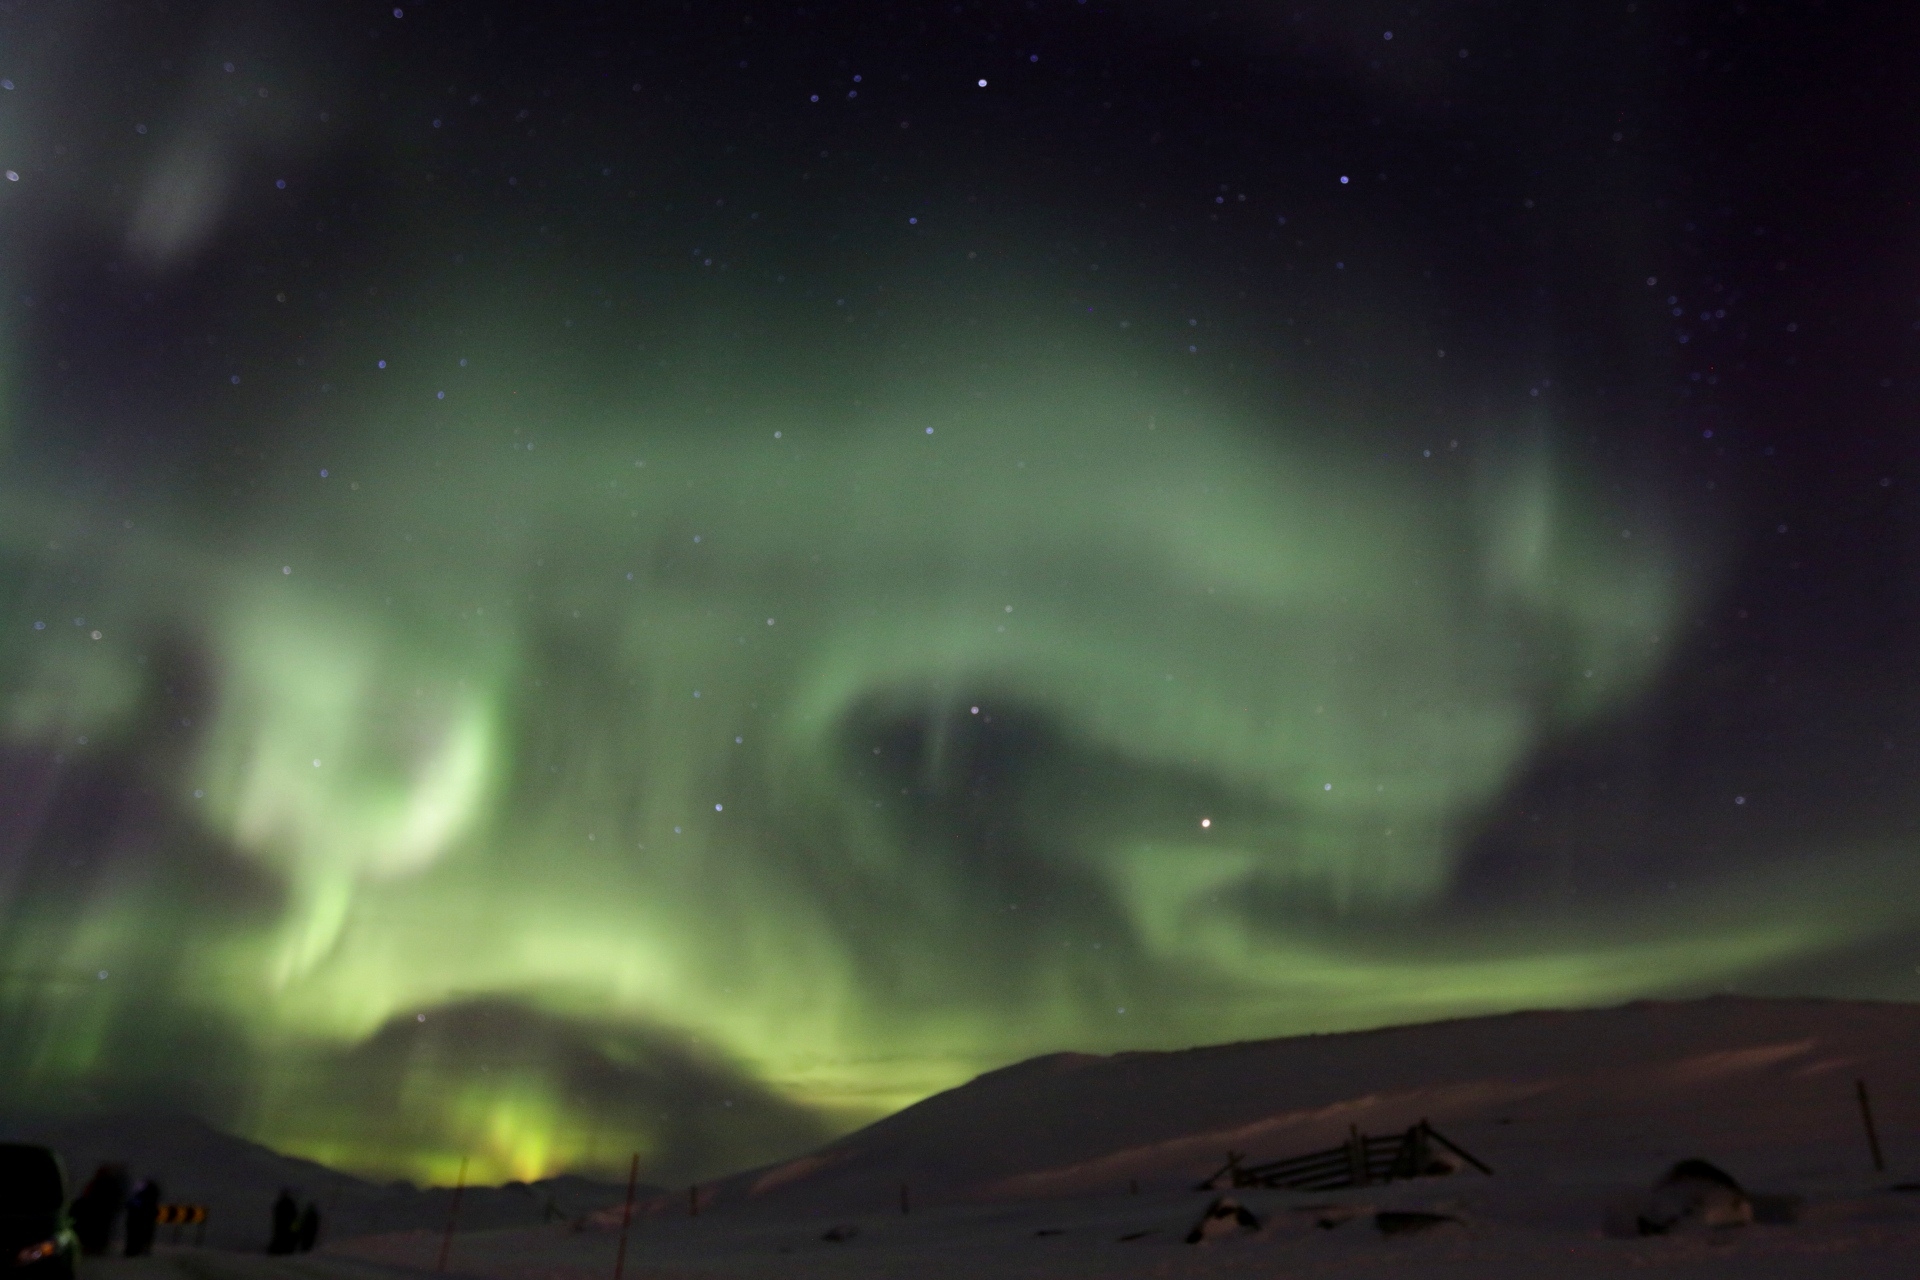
[696,996,1920,1214]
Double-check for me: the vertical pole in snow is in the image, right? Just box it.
[688,1185,698,1218]
[1857,1079,1887,1172]
[899,1183,910,1216]
[612,1154,639,1280]
[436,1156,468,1274]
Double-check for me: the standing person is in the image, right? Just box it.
[71,1165,128,1256]
[123,1180,160,1257]
[293,1202,320,1253]
[267,1190,297,1255]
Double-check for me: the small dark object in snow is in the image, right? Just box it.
[1666,1159,1743,1191]
[1894,1183,1920,1193]
[1636,1159,1752,1235]
[820,1224,859,1242]
[1117,1229,1155,1242]
[1300,1203,1366,1230]
[1375,1210,1461,1235]
[1034,1228,1065,1236]
[1186,1196,1260,1243]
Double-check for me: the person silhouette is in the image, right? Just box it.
[294,1202,320,1253]
[268,1189,298,1255]
[123,1180,160,1257]
[71,1165,128,1256]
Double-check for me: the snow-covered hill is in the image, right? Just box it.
[696,995,1920,1215]
[25,997,1920,1276]
[317,997,1920,1277]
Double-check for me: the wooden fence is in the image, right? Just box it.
[1198,1119,1492,1192]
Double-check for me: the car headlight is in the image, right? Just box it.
[14,1239,60,1266]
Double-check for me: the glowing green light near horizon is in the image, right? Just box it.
[1,311,1901,1188]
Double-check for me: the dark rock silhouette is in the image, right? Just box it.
[0,1142,76,1280]
[1185,1196,1260,1243]
[1636,1159,1753,1235]
[1375,1210,1463,1236]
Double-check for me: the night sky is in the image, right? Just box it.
[1,0,1916,1187]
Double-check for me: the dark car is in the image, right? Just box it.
[0,1145,76,1280]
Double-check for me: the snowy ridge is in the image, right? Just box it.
[695,996,1920,1213]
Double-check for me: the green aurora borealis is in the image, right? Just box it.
[2,0,1918,1187]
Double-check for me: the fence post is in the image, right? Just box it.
[612,1154,639,1280]
[1347,1125,1369,1187]
[1857,1079,1887,1173]
[435,1157,468,1274]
